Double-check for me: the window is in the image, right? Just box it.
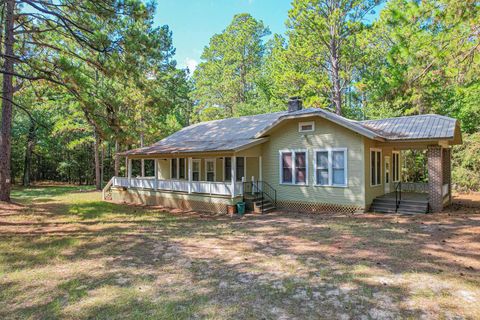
[392,152,400,182]
[314,149,347,186]
[192,160,200,181]
[295,152,306,183]
[280,150,308,185]
[236,157,245,181]
[206,159,215,181]
[179,158,185,179]
[332,151,346,185]
[281,152,293,183]
[224,157,231,181]
[224,157,245,181]
[316,151,329,185]
[171,158,186,179]
[131,159,141,177]
[371,149,382,186]
[171,158,177,179]
[298,121,315,133]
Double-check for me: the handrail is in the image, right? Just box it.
[394,181,402,212]
[102,177,114,200]
[260,180,277,208]
[242,180,277,213]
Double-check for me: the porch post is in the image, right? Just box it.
[427,145,443,212]
[252,176,258,195]
[127,157,132,188]
[125,157,128,178]
[231,156,236,198]
[188,157,192,194]
[141,159,145,177]
[243,157,247,181]
[259,156,263,181]
[154,159,158,190]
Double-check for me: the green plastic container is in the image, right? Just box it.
[236,202,246,215]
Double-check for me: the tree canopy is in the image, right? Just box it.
[1,0,479,196]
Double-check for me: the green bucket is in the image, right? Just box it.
[236,202,246,215]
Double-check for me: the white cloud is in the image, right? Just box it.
[184,57,199,73]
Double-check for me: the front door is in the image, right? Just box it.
[384,156,391,193]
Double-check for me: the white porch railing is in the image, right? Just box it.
[111,176,243,196]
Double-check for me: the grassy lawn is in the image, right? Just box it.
[1,186,479,319]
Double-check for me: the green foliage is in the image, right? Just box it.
[5,1,480,191]
[192,13,271,118]
[452,133,480,191]
[360,0,480,120]
[8,0,193,185]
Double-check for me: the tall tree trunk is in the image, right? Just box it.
[0,0,15,201]
[114,140,120,176]
[330,39,342,116]
[23,121,36,187]
[101,143,104,187]
[140,131,145,177]
[93,130,101,190]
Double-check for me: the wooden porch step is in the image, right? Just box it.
[254,205,275,214]
[252,199,276,214]
[371,198,428,214]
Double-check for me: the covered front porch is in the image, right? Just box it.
[370,144,453,214]
[106,151,263,199]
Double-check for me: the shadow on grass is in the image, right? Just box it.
[1,186,479,319]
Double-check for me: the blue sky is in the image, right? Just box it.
[154,0,385,72]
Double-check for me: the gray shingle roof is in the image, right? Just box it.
[122,109,460,156]
[122,112,286,155]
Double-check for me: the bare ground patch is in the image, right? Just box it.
[0,188,479,319]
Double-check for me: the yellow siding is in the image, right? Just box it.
[246,157,259,182]
[157,159,171,179]
[237,144,262,157]
[261,116,366,207]
[363,138,400,207]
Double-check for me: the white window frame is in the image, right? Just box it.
[279,149,308,185]
[298,121,315,133]
[392,151,400,182]
[205,158,216,182]
[192,159,201,181]
[370,148,382,187]
[170,157,187,180]
[314,148,348,187]
[224,156,246,182]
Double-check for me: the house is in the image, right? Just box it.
[105,98,462,214]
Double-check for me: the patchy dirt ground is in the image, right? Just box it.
[0,186,479,319]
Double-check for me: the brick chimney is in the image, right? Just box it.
[288,97,302,112]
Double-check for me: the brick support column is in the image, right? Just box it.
[427,145,443,212]
[442,148,452,206]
